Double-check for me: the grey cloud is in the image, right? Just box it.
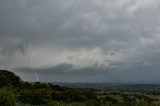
[1,0,160,82]
[15,62,111,75]
[14,60,160,83]
[0,41,28,56]
[1,0,155,49]
[15,63,73,74]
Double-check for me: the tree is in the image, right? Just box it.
[0,70,21,88]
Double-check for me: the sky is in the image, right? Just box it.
[1,0,160,83]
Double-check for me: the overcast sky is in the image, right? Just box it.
[1,0,160,83]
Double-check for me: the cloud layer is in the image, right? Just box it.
[1,0,160,83]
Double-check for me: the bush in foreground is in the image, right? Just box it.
[0,88,17,106]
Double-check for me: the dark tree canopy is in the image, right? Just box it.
[0,70,21,88]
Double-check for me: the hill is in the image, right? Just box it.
[0,70,21,88]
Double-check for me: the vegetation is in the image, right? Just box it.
[1,70,160,106]
[0,88,17,106]
[0,70,21,88]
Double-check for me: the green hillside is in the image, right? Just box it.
[1,70,160,106]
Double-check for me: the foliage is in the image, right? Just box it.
[18,88,53,105]
[0,70,21,88]
[1,70,160,106]
[0,88,17,106]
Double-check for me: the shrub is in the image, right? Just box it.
[0,88,17,106]
[18,89,33,104]
[31,89,52,105]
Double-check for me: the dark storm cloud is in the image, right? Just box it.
[15,63,73,74]
[15,60,160,83]
[0,0,159,50]
[15,62,110,75]
[0,0,147,49]
[1,0,160,82]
